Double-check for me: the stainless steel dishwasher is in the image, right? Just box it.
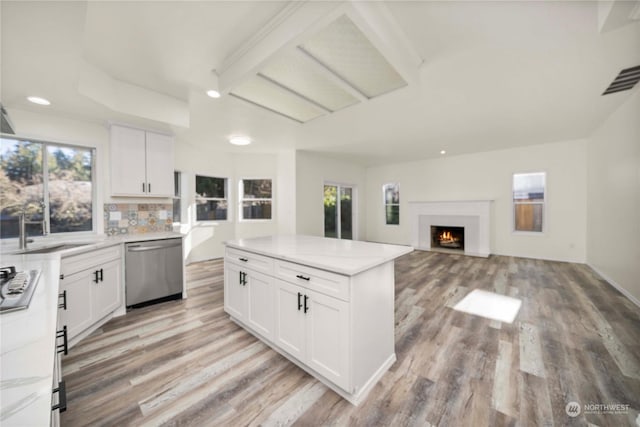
[125,238,183,308]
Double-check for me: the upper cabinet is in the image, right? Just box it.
[110,125,174,197]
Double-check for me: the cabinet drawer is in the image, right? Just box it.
[61,245,122,277]
[275,260,350,302]
[225,248,274,275]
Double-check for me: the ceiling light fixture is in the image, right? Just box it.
[206,90,221,98]
[440,150,446,155]
[27,96,50,106]
[229,135,251,146]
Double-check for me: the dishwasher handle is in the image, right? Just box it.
[127,241,182,252]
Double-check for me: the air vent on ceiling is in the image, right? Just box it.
[602,65,640,95]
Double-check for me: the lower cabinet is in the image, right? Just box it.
[224,253,350,393]
[224,243,398,405]
[224,262,274,340]
[274,279,349,390]
[59,246,123,343]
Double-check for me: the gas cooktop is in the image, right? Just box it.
[0,266,41,313]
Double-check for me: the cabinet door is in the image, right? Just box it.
[92,259,122,321]
[59,273,93,340]
[224,263,247,320]
[246,270,274,340]
[145,132,174,197]
[274,280,306,361]
[306,290,350,390]
[110,125,147,196]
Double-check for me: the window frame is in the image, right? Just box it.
[512,171,546,235]
[323,180,357,240]
[238,177,274,222]
[382,183,400,226]
[195,174,230,223]
[172,171,182,226]
[0,136,97,240]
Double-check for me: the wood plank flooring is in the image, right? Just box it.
[60,251,640,426]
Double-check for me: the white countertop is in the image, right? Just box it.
[0,231,184,425]
[0,253,61,426]
[1,231,184,259]
[224,235,413,276]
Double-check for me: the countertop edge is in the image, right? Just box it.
[224,237,414,276]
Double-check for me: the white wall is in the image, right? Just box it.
[295,151,367,240]
[174,141,282,262]
[587,90,640,305]
[6,108,286,263]
[276,149,296,235]
[365,139,588,262]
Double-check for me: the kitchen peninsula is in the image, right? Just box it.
[223,235,413,405]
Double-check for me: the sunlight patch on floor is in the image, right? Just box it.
[453,289,522,323]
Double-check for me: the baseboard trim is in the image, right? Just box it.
[587,263,640,309]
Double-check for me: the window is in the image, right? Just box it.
[0,138,94,238]
[172,171,181,224]
[383,183,400,225]
[513,172,545,232]
[195,175,228,221]
[239,179,272,220]
[324,183,354,239]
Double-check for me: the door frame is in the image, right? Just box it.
[323,181,357,240]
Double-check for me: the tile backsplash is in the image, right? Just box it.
[104,203,173,236]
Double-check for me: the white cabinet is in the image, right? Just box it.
[110,124,174,197]
[91,258,122,321]
[224,241,401,405]
[274,279,349,389]
[59,245,123,345]
[59,271,93,339]
[225,246,396,404]
[224,260,275,340]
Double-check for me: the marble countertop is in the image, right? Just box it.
[0,231,184,425]
[0,253,61,426]
[224,235,413,276]
[1,232,184,258]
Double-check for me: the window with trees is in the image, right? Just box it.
[383,183,400,225]
[195,175,228,221]
[239,179,272,220]
[0,138,94,238]
[513,172,545,232]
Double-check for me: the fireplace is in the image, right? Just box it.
[431,226,464,251]
[409,200,492,257]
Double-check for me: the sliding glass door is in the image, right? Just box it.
[324,183,354,240]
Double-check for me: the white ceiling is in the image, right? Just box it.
[1,1,639,165]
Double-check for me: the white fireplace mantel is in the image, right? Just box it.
[408,200,493,257]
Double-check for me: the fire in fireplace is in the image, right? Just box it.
[431,226,465,251]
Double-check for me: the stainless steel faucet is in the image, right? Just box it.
[18,202,48,250]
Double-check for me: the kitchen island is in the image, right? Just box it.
[224,235,413,405]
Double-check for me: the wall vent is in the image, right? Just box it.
[602,65,640,95]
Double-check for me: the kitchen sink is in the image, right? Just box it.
[19,243,92,254]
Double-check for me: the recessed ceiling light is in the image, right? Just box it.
[229,135,251,146]
[440,150,446,155]
[206,90,221,98]
[27,96,50,105]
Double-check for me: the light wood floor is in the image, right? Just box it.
[60,251,640,426]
